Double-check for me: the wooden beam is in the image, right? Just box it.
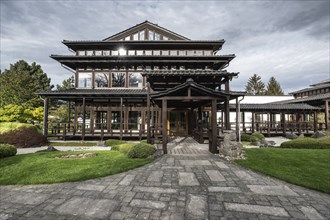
[147,83,151,143]
[162,99,168,154]
[82,97,86,140]
[211,99,217,154]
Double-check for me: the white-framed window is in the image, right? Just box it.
[112,50,119,56]
[139,31,145,40]
[95,51,102,56]
[145,50,152,56]
[178,50,185,56]
[155,33,160,40]
[78,72,92,88]
[148,30,154,40]
[128,72,143,88]
[162,50,169,56]
[102,51,110,56]
[128,50,135,56]
[125,36,130,41]
[153,50,160,56]
[136,50,143,56]
[86,51,94,56]
[133,33,139,40]
[195,50,203,56]
[163,36,169,40]
[170,50,177,56]
[78,51,86,56]
[95,72,109,88]
[204,50,212,56]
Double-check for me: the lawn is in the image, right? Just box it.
[0,151,153,185]
[49,142,97,147]
[235,148,330,193]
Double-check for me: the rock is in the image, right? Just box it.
[96,141,105,146]
[251,141,261,146]
[298,134,305,138]
[268,141,276,146]
[45,146,59,152]
[311,131,327,139]
[83,152,97,158]
[285,133,298,139]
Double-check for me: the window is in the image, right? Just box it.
[118,48,126,56]
[145,50,152,56]
[95,51,102,56]
[148,30,154,40]
[95,73,109,88]
[162,50,169,56]
[128,50,135,56]
[128,111,141,130]
[170,50,177,56]
[139,31,145,40]
[155,33,160,40]
[163,36,169,40]
[111,111,121,130]
[111,72,125,87]
[133,33,139,40]
[204,50,212,56]
[187,50,194,56]
[178,50,185,56]
[78,51,85,56]
[86,51,94,56]
[112,50,118,56]
[128,73,143,88]
[153,50,160,55]
[195,50,203,56]
[136,50,143,56]
[102,51,110,56]
[78,72,92,88]
[125,36,130,41]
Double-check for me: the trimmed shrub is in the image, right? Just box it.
[105,139,127,147]
[110,145,120,151]
[0,127,48,148]
[0,144,17,158]
[119,143,134,155]
[280,137,330,149]
[127,143,156,158]
[241,134,252,142]
[251,133,264,141]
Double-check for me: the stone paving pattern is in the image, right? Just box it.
[0,138,329,220]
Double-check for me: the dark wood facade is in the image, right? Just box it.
[40,21,245,153]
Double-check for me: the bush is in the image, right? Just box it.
[251,133,264,141]
[280,137,330,149]
[105,139,127,147]
[0,127,48,148]
[127,143,156,158]
[119,143,134,155]
[241,134,252,142]
[0,144,17,158]
[110,145,120,151]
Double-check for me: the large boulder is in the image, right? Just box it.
[285,133,298,139]
[311,131,328,139]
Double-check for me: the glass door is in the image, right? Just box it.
[168,110,188,136]
[95,111,107,129]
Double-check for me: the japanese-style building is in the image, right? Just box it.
[39,21,245,153]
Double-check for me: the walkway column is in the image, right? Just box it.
[120,97,123,140]
[235,98,239,139]
[162,99,168,154]
[211,99,218,154]
[313,111,318,132]
[267,113,270,137]
[82,97,86,140]
[67,101,71,133]
[251,112,255,133]
[325,100,329,130]
[281,112,286,135]
[147,83,151,143]
[224,97,230,130]
[242,112,245,132]
[73,105,77,135]
[43,97,49,136]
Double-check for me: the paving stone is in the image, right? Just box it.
[178,172,200,186]
[133,186,177,194]
[215,161,229,169]
[299,206,325,220]
[205,170,226,181]
[76,184,106,191]
[56,197,118,218]
[247,185,298,196]
[147,171,163,182]
[119,174,136,186]
[130,199,166,209]
[186,194,208,219]
[224,203,289,217]
[5,192,50,205]
[179,160,212,166]
[208,186,241,193]
[233,170,254,180]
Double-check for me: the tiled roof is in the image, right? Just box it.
[38,89,147,96]
[273,93,330,104]
[228,103,321,111]
[289,83,330,95]
[142,70,238,76]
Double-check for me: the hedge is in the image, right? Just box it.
[127,143,156,158]
[241,133,264,142]
[0,144,17,158]
[280,137,330,149]
[105,139,127,147]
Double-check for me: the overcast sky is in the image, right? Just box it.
[1,0,329,93]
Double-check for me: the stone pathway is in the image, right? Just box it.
[1,139,329,220]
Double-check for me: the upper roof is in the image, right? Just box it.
[103,21,190,41]
[290,80,330,95]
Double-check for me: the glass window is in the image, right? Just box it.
[170,50,177,56]
[78,72,92,88]
[204,50,212,56]
[155,33,160,40]
[136,50,143,56]
[153,50,160,55]
[95,73,109,88]
[111,72,125,87]
[112,50,118,56]
[139,31,145,40]
[118,48,126,56]
[145,50,152,56]
[162,50,169,56]
[111,111,121,130]
[195,50,203,56]
[163,36,169,40]
[95,51,102,56]
[128,50,135,55]
[148,30,154,40]
[102,51,110,56]
[187,50,194,56]
[86,51,94,56]
[133,33,138,40]
[128,111,142,130]
[178,50,185,56]
[125,36,130,41]
[78,51,85,56]
[128,73,143,88]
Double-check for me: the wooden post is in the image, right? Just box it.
[82,97,86,140]
[242,112,246,132]
[162,99,168,154]
[314,111,318,132]
[281,112,286,135]
[211,99,217,154]
[325,100,329,131]
[90,108,94,135]
[73,105,77,135]
[67,101,71,133]
[120,97,123,140]
[147,83,151,143]
[43,98,49,136]
[225,97,230,130]
[235,98,239,139]
[251,112,255,133]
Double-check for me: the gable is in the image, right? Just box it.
[103,21,190,41]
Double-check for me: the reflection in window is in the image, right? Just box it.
[149,30,154,40]
[162,50,169,56]
[153,50,160,55]
[78,72,92,88]
[129,111,141,130]
[112,50,118,56]
[155,33,160,40]
[111,72,125,87]
[129,73,143,88]
[133,33,139,40]
[119,48,126,56]
[139,31,145,40]
[78,51,85,56]
[111,111,121,130]
[95,73,109,88]
[102,51,110,56]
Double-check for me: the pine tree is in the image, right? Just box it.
[245,74,266,95]
[56,76,75,91]
[265,76,284,95]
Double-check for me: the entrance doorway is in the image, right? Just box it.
[168,110,188,136]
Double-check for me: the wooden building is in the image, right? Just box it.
[39,21,245,153]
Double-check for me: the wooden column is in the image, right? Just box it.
[162,99,168,154]
[90,108,94,135]
[267,113,270,137]
[107,109,111,134]
[242,112,245,132]
[73,105,77,135]
[314,111,318,132]
[147,83,151,143]
[211,99,217,154]
[251,112,255,133]
[281,112,286,135]
[67,101,71,133]
[325,100,329,131]
[235,98,239,139]
[43,98,49,136]
[82,97,86,140]
[120,97,123,140]
[225,97,230,130]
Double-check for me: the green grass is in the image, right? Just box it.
[235,148,330,193]
[105,139,127,146]
[49,142,97,147]
[280,137,330,149]
[0,122,37,134]
[0,151,153,185]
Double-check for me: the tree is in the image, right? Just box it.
[265,76,284,95]
[56,76,75,91]
[0,60,53,107]
[245,74,266,95]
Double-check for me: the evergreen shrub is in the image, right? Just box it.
[0,144,17,158]
[127,143,156,158]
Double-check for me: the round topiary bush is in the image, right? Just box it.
[241,134,252,142]
[0,144,17,158]
[127,143,156,158]
[251,133,265,141]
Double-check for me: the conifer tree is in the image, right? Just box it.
[265,76,284,95]
[245,74,266,95]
